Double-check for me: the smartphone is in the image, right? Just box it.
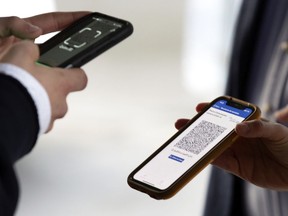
[127,96,261,199]
[37,12,133,68]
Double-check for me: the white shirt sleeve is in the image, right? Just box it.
[0,63,51,135]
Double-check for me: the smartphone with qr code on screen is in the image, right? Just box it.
[127,96,261,200]
[37,12,133,68]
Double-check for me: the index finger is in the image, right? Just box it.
[0,40,39,67]
[175,118,190,130]
[24,11,91,35]
[196,102,209,112]
[235,119,288,141]
[63,68,88,92]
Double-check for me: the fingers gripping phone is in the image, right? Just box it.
[127,96,261,200]
[37,12,133,68]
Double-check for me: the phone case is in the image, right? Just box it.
[127,96,261,199]
[38,12,133,68]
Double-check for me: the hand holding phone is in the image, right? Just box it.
[37,12,133,68]
[127,96,261,199]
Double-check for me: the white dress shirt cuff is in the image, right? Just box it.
[0,63,51,135]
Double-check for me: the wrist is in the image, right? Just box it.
[0,63,51,135]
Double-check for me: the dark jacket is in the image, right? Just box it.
[204,0,288,215]
[0,74,39,216]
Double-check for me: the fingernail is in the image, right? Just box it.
[236,122,249,134]
[27,23,41,33]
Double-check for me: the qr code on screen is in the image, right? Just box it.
[174,120,227,155]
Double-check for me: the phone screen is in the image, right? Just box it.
[38,14,130,67]
[132,99,254,190]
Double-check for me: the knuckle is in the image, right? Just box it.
[252,119,265,130]
[80,70,88,88]
[54,102,68,119]
[13,40,37,54]
[67,69,88,91]
[73,69,88,88]
[60,103,68,118]
[6,16,21,27]
[3,16,21,34]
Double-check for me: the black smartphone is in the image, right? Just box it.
[37,12,133,68]
[127,96,261,199]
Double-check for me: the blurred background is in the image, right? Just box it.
[2,0,241,215]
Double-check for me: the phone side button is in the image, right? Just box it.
[65,64,74,68]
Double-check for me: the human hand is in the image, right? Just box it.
[0,11,90,57]
[275,105,288,122]
[1,40,88,132]
[175,102,288,190]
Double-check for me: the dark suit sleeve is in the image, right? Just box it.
[0,74,39,215]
